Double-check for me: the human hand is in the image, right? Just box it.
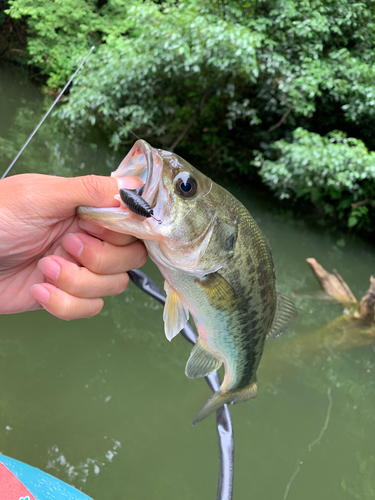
[0,174,147,319]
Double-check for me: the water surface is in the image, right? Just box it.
[1,63,375,500]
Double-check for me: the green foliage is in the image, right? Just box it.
[57,1,262,151]
[4,0,375,233]
[255,128,375,231]
[249,0,375,122]
[5,0,137,87]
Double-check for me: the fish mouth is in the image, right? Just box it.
[111,139,162,209]
[77,140,163,235]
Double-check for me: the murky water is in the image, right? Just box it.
[1,62,375,500]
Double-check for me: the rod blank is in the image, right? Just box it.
[1,46,95,180]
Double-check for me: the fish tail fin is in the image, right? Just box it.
[192,379,258,425]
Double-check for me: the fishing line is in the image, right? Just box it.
[111,113,141,140]
[1,45,95,180]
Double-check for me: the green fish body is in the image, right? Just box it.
[77,140,298,424]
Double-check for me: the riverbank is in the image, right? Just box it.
[2,0,375,236]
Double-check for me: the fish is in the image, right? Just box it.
[77,140,298,424]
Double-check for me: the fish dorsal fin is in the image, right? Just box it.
[185,338,222,379]
[163,281,189,341]
[268,291,298,339]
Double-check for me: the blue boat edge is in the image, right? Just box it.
[0,454,94,500]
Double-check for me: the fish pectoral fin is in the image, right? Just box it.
[194,272,238,312]
[163,281,189,341]
[185,339,222,379]
[268,290,298,339]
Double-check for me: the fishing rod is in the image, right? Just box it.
[128,269,234,500]
[1,45,95,180]
[2,47,234,499]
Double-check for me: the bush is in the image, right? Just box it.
[4,0,375,232]
[255,128,375,231]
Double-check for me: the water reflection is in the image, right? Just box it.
[1,62,375,500]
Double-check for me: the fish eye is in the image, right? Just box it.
[174,173,197,198]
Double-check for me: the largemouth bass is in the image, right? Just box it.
[78,140,298,424]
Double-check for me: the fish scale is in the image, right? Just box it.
[77,139,298,424]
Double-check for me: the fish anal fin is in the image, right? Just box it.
[163,281,189,341]
[185,339,222,379]
[268,290,298,339]
[192,379,257,425]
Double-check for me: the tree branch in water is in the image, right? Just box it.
[355,276,375,324]
[306,258,357,306]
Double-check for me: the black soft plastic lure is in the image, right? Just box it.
[119,188,162,224]
[119,188,152,217]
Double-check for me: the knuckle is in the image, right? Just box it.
[133,242,148,268]
[56,296,74,321]
[89,299,104,317]
[117,273,129,293]
[87,240,107,273]
[61,264,81,296]
[56,296,103,320]
[79,175,106,205]
[67,276,81,297]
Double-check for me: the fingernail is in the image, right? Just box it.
[31,284,50,304]
[38,258,60,281]
[63,234,84,258]
[79,219,104,236]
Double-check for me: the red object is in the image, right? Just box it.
[0,462,36,500]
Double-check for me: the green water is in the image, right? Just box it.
[1,62,375,500]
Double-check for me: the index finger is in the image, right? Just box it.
[62,232,147,275]
[78,219,137,246]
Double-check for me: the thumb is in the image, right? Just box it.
[0,174,120,218]
[61,175,119,209]
[1,174,141,219]
[61,175,143,211]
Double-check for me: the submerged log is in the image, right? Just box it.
[261,262,375,379]
[306,258,357,306]
[306,258,375,325]
[356,276,375,324]
[261,313,375,382]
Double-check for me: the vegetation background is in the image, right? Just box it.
[1,0,375,234]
